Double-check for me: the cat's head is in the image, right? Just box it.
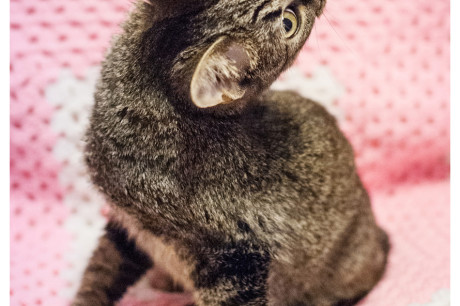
[134,0,325,111]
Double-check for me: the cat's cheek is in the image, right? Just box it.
[315,0,327,17]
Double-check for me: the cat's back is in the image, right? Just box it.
[243,90,363,212]
[259,90,339,137]
[254,90,355,171]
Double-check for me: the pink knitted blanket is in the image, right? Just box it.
[10,0,450,305]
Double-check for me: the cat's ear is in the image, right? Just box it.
[190,37,251,108]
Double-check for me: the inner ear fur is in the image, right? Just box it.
[190,37,251,108]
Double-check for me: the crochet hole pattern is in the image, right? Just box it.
[11,0,449,305]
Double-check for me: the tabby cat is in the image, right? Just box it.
[73,0,389,305]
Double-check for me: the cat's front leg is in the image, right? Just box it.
[72,221,153,306]
[191,241,271,306]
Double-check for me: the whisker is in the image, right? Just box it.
[314,23,320,52]
[323,8,358,58]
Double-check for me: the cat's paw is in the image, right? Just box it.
[147,267,183,292]
[119,291,194,306]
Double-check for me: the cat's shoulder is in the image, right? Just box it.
[255,90,354,168]
[257,90,339,131]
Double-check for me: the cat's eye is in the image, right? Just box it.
[282,8,298,38]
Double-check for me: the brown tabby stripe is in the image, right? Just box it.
[105,222,153,303]
[252,0,273,23]
[261,8,283,22]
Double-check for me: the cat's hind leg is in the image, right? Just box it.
[72,221,153,306]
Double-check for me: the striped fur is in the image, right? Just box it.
[74,0,388,305]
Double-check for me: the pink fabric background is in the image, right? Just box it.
[10,0,450,305]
